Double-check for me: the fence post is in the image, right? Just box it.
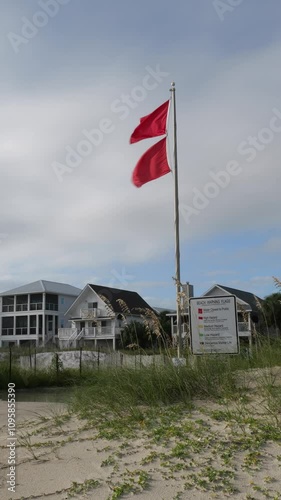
[56,353,59,381]
[98,347,100,370]
[29,344,32,369]
[34,347,36,374]
[79,346,82,376]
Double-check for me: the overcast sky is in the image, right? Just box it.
[1,0,281,307]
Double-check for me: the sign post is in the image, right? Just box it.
[189,295,239,355]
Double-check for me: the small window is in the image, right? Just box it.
[60,320,64,328]
[61,297,64,305]
[88,302,98,309]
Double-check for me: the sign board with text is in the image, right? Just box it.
[189,295,239,355]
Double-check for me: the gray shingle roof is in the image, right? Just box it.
[0,280,81,297]
[88,284,154,314]
[216,284,263,312]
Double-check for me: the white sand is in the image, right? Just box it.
[0,370,281,499]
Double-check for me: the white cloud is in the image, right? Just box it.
[1,11,281,296]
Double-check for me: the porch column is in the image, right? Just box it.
[248,312,252,355]
[36,314,39,346]
[42,293,46,345]
[248,312,251,333]
[13,295,16,337]
[27,314,30,336]
[112,319,115,351]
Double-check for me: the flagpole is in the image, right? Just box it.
[170,82,182,358]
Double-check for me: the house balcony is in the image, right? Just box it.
[172,325,189,336]
[30,302,43,311]
[79,308,107,319]
[2,328,14,335]
[2,328,41,336]
[237,322,251,337]
[58,327,121,341]
[2,305,14,313]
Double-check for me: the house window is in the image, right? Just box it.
[30,316,37,335]
[61,297,64,305]
[47,315,53,332]
[16,316,28,335]
[16,295,28,312]
[101,320,107,327]
[30,293,43,310]
[60,320,64,328]
[46,294,58,311]
[2,296,14,312]
[88,302,98,309]
[2,317,14,335]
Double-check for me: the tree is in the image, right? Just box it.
[260,293,281,334]
[120,321,154,350]
[120,312,172,350]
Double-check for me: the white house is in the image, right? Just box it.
[201,284,262,344]
[58,283,155,350]
[170,283,263,348]
[0,280,81,348]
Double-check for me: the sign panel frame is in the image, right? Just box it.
[189,295,239,355]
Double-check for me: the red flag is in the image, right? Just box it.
[130,100,169,144]
[132,137,171,188]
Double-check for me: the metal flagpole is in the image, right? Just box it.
[170,82,182,358]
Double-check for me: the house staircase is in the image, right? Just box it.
[67,328,85,348]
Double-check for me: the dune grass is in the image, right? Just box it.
[71,339,281,417]
[0,338,280,399]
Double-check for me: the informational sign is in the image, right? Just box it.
[189,295,239,355]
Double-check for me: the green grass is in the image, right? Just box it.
[0,360,100,389]
[71,341,281,417]
[1,338,281,397]
[71,359,236,420]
